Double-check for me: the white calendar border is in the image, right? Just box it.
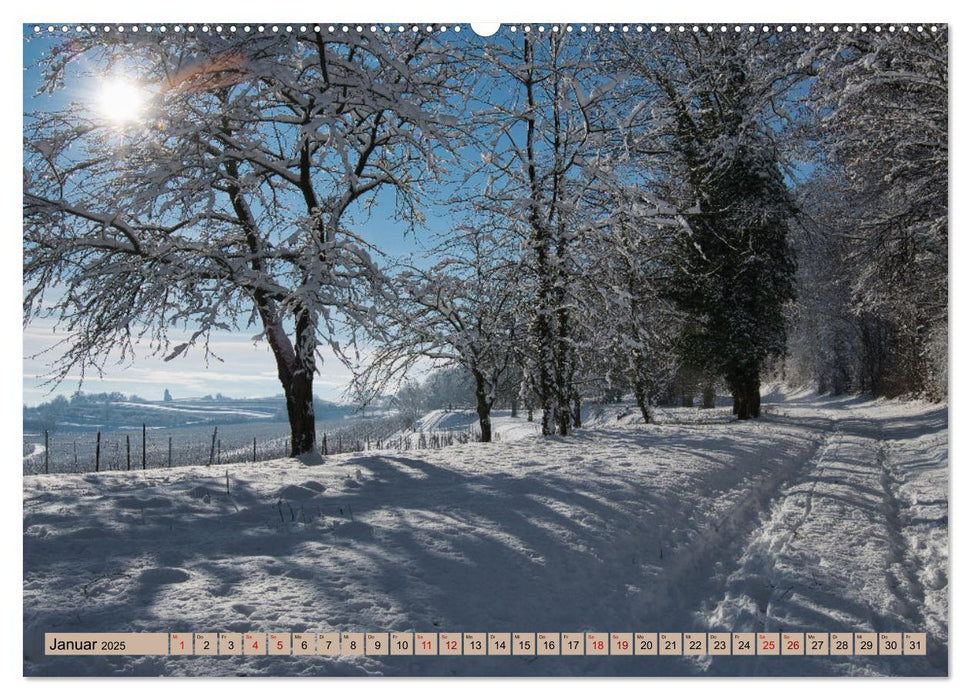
[5,0,963,698]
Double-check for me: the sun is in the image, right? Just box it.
[97,79,146,124]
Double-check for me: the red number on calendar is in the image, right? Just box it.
[593,640,604,650]
[446,641,457,651]
[762,640,775,650]
[277,640,284,650]
[618,640,629,650]
[786,640,799,651]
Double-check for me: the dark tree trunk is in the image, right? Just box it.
[634,384,651,424]
[526,403,534,422]
[732,394,740,415]
[474,373,493,443]
[572,393,581,429]
[681,392,694,408]
[510,397,519,418]
[701,382,716,409]
[261,312,317,458]
[557,404,570,436]
[736,393,750,419]
[733,376,761,420]
[748,381,761,418]
[285,367,316,455]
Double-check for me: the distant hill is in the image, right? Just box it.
[22,392,371,432]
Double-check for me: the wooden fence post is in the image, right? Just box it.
[126,435,131,471]
[95,431,101,473]
[44,429,49,474]
[141,423,147,470]
[217,439,221,465]
[253,437,257,462]
[323,434,328,456]
[208,427,218,466]
[168,436,173,469]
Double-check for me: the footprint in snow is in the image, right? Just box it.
[116,496,172,509]
[277,484,321,500]
[187,486,213,502]
[232,603,257,617]
[138,567,190,585]
[331,521,373,539]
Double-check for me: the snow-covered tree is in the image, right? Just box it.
[808,27,948,399]
[612,30,803,418]
[468,29,616,436]
[580,209,680,423]
[24,28,462,456]
[353,223,523,442]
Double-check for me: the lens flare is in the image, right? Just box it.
[97,79,145,123]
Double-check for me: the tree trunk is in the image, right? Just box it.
[510,396,519,418]
[557,404,570,436]
[733,375,761,420]
[474,374,493,443]
[285,367,316,455]
[571,393,581,429]
[634,384,651,424]
[748,380,761,418]
[681,391,694,408]
[701,382,716,409]
[260,308,317,458]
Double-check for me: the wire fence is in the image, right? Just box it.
[23,415,490,475]
[23,416,406,476]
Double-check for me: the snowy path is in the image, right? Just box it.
[23,395,946,676]
[694,402,948,675]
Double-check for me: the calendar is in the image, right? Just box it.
[45,632,928,657]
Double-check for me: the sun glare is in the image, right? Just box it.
[97,79,146,124]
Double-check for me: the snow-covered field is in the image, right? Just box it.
[22,392,947,676]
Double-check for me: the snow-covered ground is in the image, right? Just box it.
[392,408,544,443]
[22,392,947,676]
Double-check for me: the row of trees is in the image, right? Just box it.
[24,27,947,454]
[787,30,948,400]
